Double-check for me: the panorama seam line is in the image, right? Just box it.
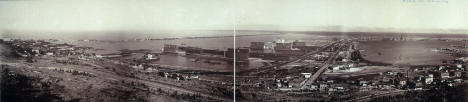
[232,0,237,101]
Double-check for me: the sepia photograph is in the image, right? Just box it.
[1,0,467,102]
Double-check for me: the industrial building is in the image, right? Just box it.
[248,40,322,61]
[178,46,225,55]
[181,46,203,54]
[250,42,265,50]
[225,48,250,64]
[250,42,265,53]
[274,42,305,56]
[275,42,293,51]
[163,44,178,53]
[292,40,306,49]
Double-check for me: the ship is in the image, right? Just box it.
[14,50,29,57]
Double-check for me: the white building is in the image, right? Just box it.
[425,77,433,84]
[301,73,312,78]
[45,52,54,56]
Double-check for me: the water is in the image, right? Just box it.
[360,40,459,65]
[6,30,462,70]
[70,37,234,54]
[0,31,346,72]
[0,30,234,41]
[236,33,333,47]
[60,32,334,72]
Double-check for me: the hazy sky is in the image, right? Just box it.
[0,0,467,33]
[0,0,234,31]
[237,0,468,32]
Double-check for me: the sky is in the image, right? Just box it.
[0,0,234,31]
[236,0,468,33]
[0,0,467,33]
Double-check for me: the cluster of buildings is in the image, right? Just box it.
[163,44,250,64]
[160,40,323,64]
[408,64,466,89]
[1,39,160,63]
[2,39,93,58]
[256,40,467,97]
[249,40,321,61]
[309,63,467,94]
[270,64,466,94]
[157,72,199,81]
[336,42,361,62]
[357,34,408,41]
[436,48,468,57]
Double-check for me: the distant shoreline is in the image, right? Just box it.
[75,33,284,42]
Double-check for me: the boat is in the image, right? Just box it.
[15,50,28,57]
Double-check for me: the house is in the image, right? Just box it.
[276,83,283,88]
[359,81,369,86]
[415,82,423,87]
[319,84,329,91]
[399,80,407,86]
[31,48,40,56]
[95,55,103,58]
[441,72,450,79]
[454,79,463,83]
[45,52,54,56]
[382,77,390,83]
[301,73,311,78]
[424,77,433,84]
[428,74,434,78]
[451,71,462,78]
[457,64,463,68]
[310,85,318,90]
